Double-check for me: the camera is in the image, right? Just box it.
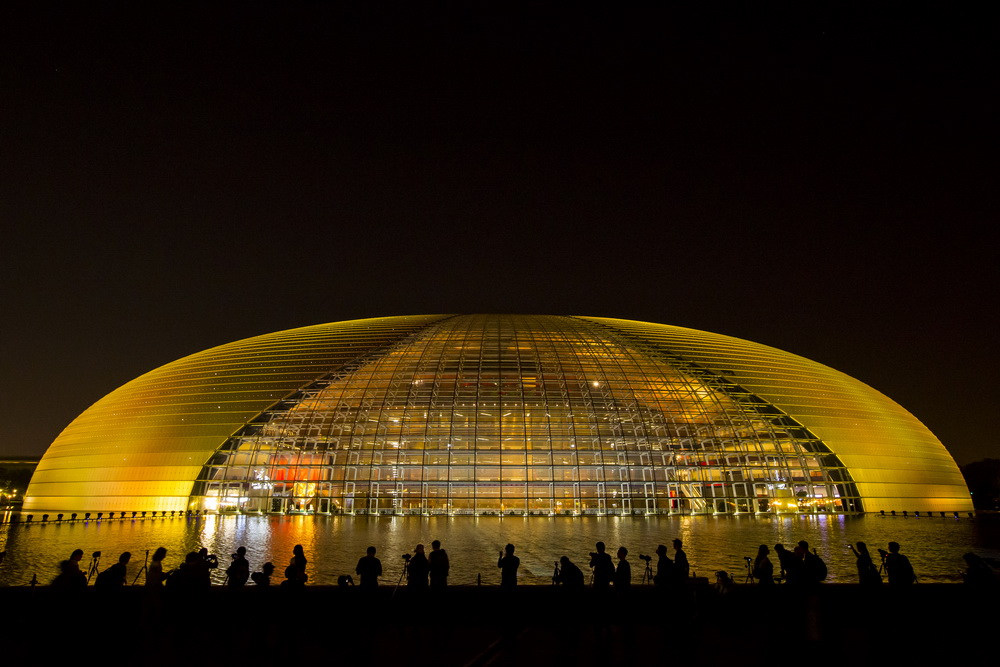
[744,556,753,563]
[877,548,888,558]
[639,554,652,562]
[401,553,411,561]
[92,551,101,559]
[590,552,598,558]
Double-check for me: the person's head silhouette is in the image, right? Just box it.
[888,541,901,553]
[596,542,606,553]
[504,543,515,555]
[655,544,667,557]
[617,546,628,560]
[366,546,376,556]
[118,552,131,564]
[431,540,441,551]
[415,544,425,555]
[70,549,84,562]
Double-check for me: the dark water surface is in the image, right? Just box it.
[1,514,997,586]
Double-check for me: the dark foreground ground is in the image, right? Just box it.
[3,583,995,666]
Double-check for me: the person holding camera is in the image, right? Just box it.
[407,543,429,590]
[226,546,250,587]
[589,541,614,589]
[497,543,519,590]
[848,542,881,586]
[197,547,219,587]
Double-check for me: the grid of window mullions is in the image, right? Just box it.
[197,315,859,515]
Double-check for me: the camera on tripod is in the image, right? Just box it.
[639,554,652,562]
[92,551,101,559]
[877,548,888,558]
[744,556,753,564]
[401,553,411,561]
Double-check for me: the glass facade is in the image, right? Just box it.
[24,315,972,515]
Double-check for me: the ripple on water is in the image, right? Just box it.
[1,514,996,586]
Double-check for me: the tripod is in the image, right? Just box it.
[131,550,150,585]
[86,552,101,583]
[640,558,654,585]
[552,561,561,585]
[743,558,755,584]
[391,558,409,599]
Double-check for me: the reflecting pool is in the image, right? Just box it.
[1,514,997,586]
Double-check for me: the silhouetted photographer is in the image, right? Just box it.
[589,541,614,589]
[497,543,519,590]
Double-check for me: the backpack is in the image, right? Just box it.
[804,551,827,582]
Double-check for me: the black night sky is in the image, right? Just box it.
[1,4,997,465]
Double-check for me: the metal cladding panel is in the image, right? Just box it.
[584,317,972,512]
[25,314,971,515]
[22,315,450,513]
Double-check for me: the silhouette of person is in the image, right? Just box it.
[672,539,689,581]
[653,544,674,587]
[961,553,997,588]
[849,542,881,586]
[355,547,382,590]
[556,556,584,589]
[429,539,449,590]
[497,543,519,590]
[753,545,774,585]
[614,546,631,590]
[196,547,219,587]
[251,562,275,587]
[407,544,429,590]
[95,552,132,590]
[714,570,734,594]
[168,552,204,591]
[226,546,250,587]
[798,540,826,584]
[589,542,614,589]
[884,542,915,586]
[146,547,168,588]
[282,544,308,589]
[774,543,800,584]
[52,548,87,589]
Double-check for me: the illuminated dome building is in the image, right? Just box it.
[24,315,972,515]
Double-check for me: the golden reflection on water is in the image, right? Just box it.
[1,515,996,586]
